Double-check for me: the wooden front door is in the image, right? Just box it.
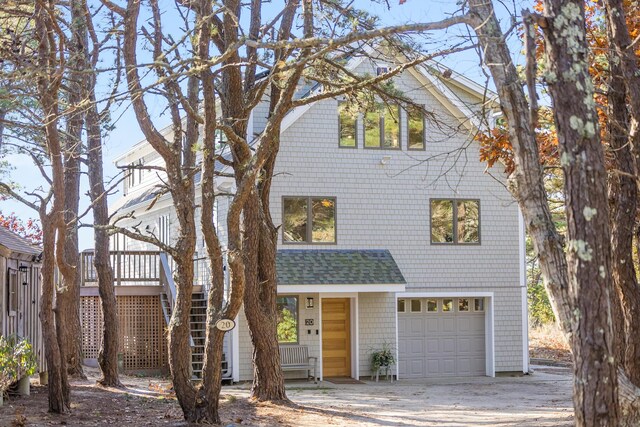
[322,298,351,377]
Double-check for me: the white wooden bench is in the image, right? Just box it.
[280,345,318,382]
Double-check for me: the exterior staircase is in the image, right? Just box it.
[158,254,231,381]
[160,292,207,379]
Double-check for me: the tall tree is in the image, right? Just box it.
[103,0,461,420]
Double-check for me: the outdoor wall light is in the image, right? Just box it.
[18,264,28,285]
[305,297,314,309]
[380,155,392,166]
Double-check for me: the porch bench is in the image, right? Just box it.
[280,345,318,383]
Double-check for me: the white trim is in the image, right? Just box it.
[351,295,359,380]
[319,295,359,380]
[518,209,530,373]
[279,284,405,294]
[395,293,400,380]
[232,314,240,382]
[486,296,496,377]
[521,286,529,374]
[318,298,323,381]
[396,292,495,377]
[416,64,481,130]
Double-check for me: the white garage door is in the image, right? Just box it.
[398,297,486,378]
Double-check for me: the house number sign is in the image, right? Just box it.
[215,319,236,331]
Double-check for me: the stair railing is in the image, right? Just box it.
[159,252,194,347]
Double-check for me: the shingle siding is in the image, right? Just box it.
[111,60,526,378]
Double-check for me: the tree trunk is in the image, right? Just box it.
[243,192,287,401]
[467,1,619,424]
[606,45,640,386]
[39,214,69,413]
[167,257,197,417]
[86,101,122,387]
[54,0,85,380]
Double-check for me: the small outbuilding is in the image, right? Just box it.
[0,227,45,374]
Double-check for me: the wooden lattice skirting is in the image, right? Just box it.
[80,295,168,374]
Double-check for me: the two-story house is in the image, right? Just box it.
[106,51,528,382]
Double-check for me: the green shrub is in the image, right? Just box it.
[0,335,37,392]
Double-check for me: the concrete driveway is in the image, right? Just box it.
[227,364,574,426]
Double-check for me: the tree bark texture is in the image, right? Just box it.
[87,102,122,387]
[540,2,619,423]
[39,216,70,413]
[606,43,640,387]
[467,0,619,424]
[55,0,86,379]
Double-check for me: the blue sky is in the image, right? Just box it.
[1,0,528,249]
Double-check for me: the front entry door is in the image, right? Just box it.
[322,298,351,377]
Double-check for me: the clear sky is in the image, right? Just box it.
[0,0,529,250]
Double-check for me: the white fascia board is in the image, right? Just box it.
[415,64,482,130]
[278,284,405,294]
[280,52,369,135]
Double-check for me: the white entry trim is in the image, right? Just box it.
[232,314,240,382]
[519,210,530,374]
[396,292,495,377]
[318,294,360,381]
[280,284,404,294]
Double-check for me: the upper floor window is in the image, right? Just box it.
[407,106,425,150]
[283,197,336,244]
[364,105,400,149]
[430,199,480,244]
[338,103,357,148]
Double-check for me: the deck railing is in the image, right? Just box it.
[81,250,161,286]
[81,250,215,290]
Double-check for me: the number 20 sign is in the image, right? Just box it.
[215,319,236,332]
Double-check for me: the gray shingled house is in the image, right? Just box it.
[99,49,528,382]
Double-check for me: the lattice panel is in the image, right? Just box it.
[80,295,167,371]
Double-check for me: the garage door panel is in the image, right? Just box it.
[425,318,440,333]
[408,359,424,377]
[398,298,486,378]
[409,338,424,356]
[441,317,456,334]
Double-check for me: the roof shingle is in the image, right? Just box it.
[276,249,406,286]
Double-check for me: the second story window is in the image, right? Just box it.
[338,103,357,148]
[364,105,400,149]
[430,199,480,244]
[283,196,336,244]
[407,106,425,150]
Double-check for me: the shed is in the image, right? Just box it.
[0,227,45,373]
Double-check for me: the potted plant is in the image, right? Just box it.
[370,343,395,382]
[0,335,37,405]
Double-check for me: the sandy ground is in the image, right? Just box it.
[0,364,573,427]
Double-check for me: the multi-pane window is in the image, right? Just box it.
[407,106,425,150]
[430,199,480,244]
[364,105,400,149]
[282,197,336,244]
[277,296,298,343]
[338,103,357,148]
